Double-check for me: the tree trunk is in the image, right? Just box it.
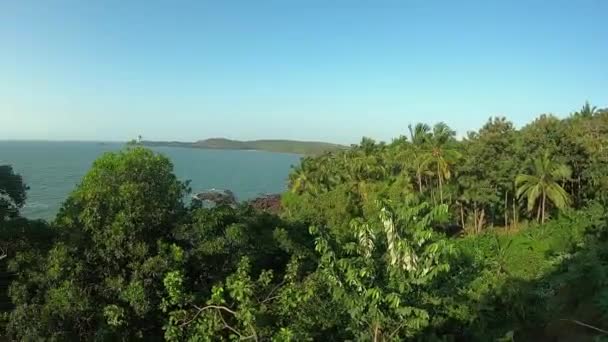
[460,204,465,229]
[477,209,485,233]
[541,192,546,224]
[512,200,518,230]
[504,191,508,228]
[417,172,423,193]
[373,323,381,342]
[536,203,541,223]
[437,164,443,204]
[473,205,478,234]
[472,204,485,233]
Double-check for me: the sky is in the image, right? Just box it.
[1,1,607,144]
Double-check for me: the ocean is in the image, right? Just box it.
[0,141,301,220]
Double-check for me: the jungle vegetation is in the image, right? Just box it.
[2,102,608,341]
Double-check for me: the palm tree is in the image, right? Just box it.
[577,101,598,117]
[407,123,432,193]
[411,152,429,194]
[426,123,460,203]
[289,168,308,194]
[359,137,377,155]
[515,153,572,223]
[290,158,315,194]
[408,123,431,146]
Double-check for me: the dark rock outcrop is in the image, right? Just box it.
[249,194,282,214]
[192,189,237,207]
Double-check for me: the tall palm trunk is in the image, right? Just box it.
[478,209,485,233]
[416,172,423,193]
[460,203,465,229]
[512,200,518,230]
[504,191,508,228]
[473,205,478,233]
[541,191,546,224]
[373,322,381,342]
[437,163,443,204]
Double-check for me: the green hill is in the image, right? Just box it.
[142,138,346,155]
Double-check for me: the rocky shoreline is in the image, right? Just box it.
[192,189,282,214]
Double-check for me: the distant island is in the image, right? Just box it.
[140,138,347,155]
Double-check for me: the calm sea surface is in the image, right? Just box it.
[0,141,301,220]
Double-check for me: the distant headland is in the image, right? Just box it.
[140,138,347,155]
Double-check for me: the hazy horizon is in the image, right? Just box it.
[2,1,607,144]
[0,137,346,144]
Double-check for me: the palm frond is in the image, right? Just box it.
[515,174,539,188]
[409,123,431,145]
[525,184,542,212]
[516,152,572,218]
[546,182,570,209]
[432,122,456,144]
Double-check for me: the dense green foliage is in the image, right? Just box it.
[143,138,347,155]
[0,165,27,223]
[0,165,54,335]
[3,103,608,340]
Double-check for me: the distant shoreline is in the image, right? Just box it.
[0,139,348,156]
[140,138,347,155]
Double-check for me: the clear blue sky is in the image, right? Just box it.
[1,0,607,144]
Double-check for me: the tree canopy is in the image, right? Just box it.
[0,165,27,223]
[3,103,608,340]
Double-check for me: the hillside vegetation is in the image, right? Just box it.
[143,138,346,155]
[2,102,608,341]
